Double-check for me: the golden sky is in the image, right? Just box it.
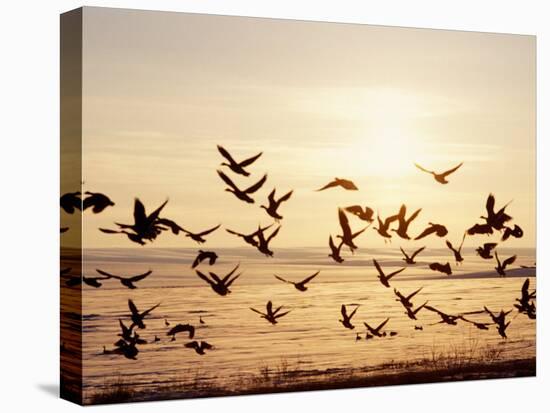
[76,7,535,249]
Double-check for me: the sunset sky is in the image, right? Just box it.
[76,7,535,249]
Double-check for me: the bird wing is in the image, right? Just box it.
[316,180,339,191]
[414,163,433,174]
[340,304,347,318]
[340,179,358,190]
[376,318,390,331]
[406,287,423,301]
[128,270,153,282]
[95,269,117,278]
[225,228,244,237]
[133,198,147,226]
[338,208,352,239]
[414,226,436,240]
[411,246,426,259]
[184,341,199,349]
[200,341,213,350]
[141,302,160,317]
[146,200,169,224]
[278,189,293,203]
[274,275,292,284]
[399,247,410,260]
[222,264,241,282]
[406,208,422,225]
[387,267,405,280]
[486,193,496,216]
[300,271,320,285]
[156,218,184,234]
[445,240,456,253]
[197,224,221,236]
[266,188,276,204]
[217,170,240,191]
[424,305,444,316]
[521,278,530,297]
[458,233,466,250]
[250,307,266,316]
[266,226,281,243]
[348,305,359,319]
[217,145,237,165]
[372,259,384,277]
[503,255,517,268]
[225,273,241,287]
[441,162,463,177]
[244,174,268,194]
[344,205,362,216]
[128,299,139,317]
[195,270,215,286]
[274,310,291,319]
[238,151,263,167]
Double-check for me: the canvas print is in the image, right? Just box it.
[60,7,536,405]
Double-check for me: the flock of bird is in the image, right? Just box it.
[60,146,536,361]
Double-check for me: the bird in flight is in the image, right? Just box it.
[363,318,390,337]
[481,194,512,231]
[339,304,360,329]
[181,224,221,244]
[467,223,494,236]
[128,299,160,330]
[414,162,463,184]
[400,246,425,265]
[484,307,512,339]
[95,269,152,289]
[316,178,358,191]
[185,340,213,355]
[514,278,536,319]
[217,170,267,204]
[429,262,452,275]
[502,224,523,241]
[446,233,466,265]
[82,191,115,213]
[344,205,375,223]
[424,305,460,325]
[166,323,195,340]
[250,301,291,324]
[274,271,320,292]
[404,301,428,321]
[195,264,241,296]
[226,224,273,248]
[255,224,281,257]
[328,235,344,263]
[457,316,492,331]
[373,259,405,288]
[414,223,448,240]
[261,188,293,222]
[494,251,516,277]
[337,208,367,253]
[394,287,423,309]
[392,204,422,240]
[62,273,111,288]
[60,192,81,214]
[476,243,498,259]
[373,212,399,241]
[217,145,262,177]
[191,250,218,269]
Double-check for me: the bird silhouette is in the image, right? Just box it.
[484,307,512,338]
[404,301,428,321]
[191,250,218,269]
[60,192,81,214]
[414,162,463,184]
[337,208,367,253]
[429,262,452,275]
[316,178,358,191]
[155,218,185,235]
[502,225,523,241]
[226,224,274,248]
[457,316,492,330]
[328,235,344,263]
[400,246,425,264]
[339,304,360,329]
[414,223,448,240]
[167,323,195,340]
[181,224,221,244]
[117,319,135,342]
[476,243,498,259]
[514,278,536,319]
[261,188,293,221]
[255,225,281,257]
[446,233,466,264]
[344,205,375,223]
[481,194,512,231]
[274,271,319,292]
[128,299,160,329]
[394,287,423,308]
[250,301,291,324]
[373,259,405,288]
[363,318,390,337]
[195,264,241,296]
[217,170,267,204]
[164,318,170,327]
[96,269,152,289]
[392,205,422,240]
[424,305,459,325]
[185,340,213,355]
[494,251,516,276]
[82,191,115,213]
[62,273,110,288]
[217,145,262,177]
[373,212,399,241]
[467,223,494,236]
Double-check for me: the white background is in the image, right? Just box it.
[0,0,547,411]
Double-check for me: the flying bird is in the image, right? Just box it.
[363,318,390,337]
[414,223,448,240]
[274,271,320,292]
[191,250,218,269]
[250,301,291,324]
[458,316,492,330]
[328,235,344,263]
[95,269,152,289]
[181,224,221,244]
[373,259,405,288]
[344,205,375,223]
[316,178,358,192]
[128,299,160,329]
[446,233,466,264]
[185,340,213,355]
[225,224,274,248]
[339,304,360,329]
[60,192,81,214]
[429,262,452,275]
[82,191,115,213]
[424,305,460,325]
[167,323,195,340]
[467,223,494,236]
[255,225,281,257]
[260,188,293,221]
[494,251,516,276]
[404,301,428,321]
[337,208,367,253]
[217,170,267,204]
[481,194,512,231]
[514,278,536,319]
[394,287,423,308]
[476,243,498,259]
[373,212,400,241]
[414,162,463,184]
[502,225,523,241]
[484,306,512,338]
[217,145,262,177]
[195,264,241,296]
[392,204,422,240]
[400,246,425,265]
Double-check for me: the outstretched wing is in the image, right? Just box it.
[217,170,240,191]
[411,246,426,259]
[387,267,405,280]
[502,255,517,268]
[225,228,244,237]
[238,151,263,167]
[133,198,147,226]
[376,317,390,331]
[128,299,139,317]
[414,163,433,174]
[300,271,320,285]
[445,240,456,253]
[486,193,496,216]
[338,208,352,239]
[441,162,463,177]
[274,275,291,284]
[156,218,184,234]
[245,174,268,194]
[141,302,160,317]
[250,307,265,316]
[316,180,340,191]
[267,226,281,243]
[414,226,436,240]
[147,199,169,224]
[217,145,237,165]
[197,224,221,237]
[372,259,384,277]
[278,190,293,203]
[195,270,215,286]
[399,247,410,260]
[128,270,153,282]
[95,269,117,278]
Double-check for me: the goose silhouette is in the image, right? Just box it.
[328,235,344,263]
[415,223,448,240]
[394,287,423,308]
[195,264,241,296]
[494,251,516,276]
[185,340,213,355]
[316,178,358,191]
[429,262,452,275]
[363,318,390,337]
[476,242,498,259]
[274,271,320,292]
[226,224,274,248]
[344,205,375,223]
[217,170,267,204]
[339,304,359,329]
[446,233,466,265]
[392,204,422,240]
[373,259,405,288]
[217,145,262,177]
[191,250,218,269]
[128,299,160,329]
[181,224,221,244]
[414,162,463,184]
[261,188,293,221]
[337,208,367,253]
[167,323,195,340]
[250,301,291,324]
[400,246,425,264]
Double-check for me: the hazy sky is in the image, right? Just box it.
[78,7,535,250]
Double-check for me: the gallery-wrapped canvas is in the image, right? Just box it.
[60,7,536,405]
